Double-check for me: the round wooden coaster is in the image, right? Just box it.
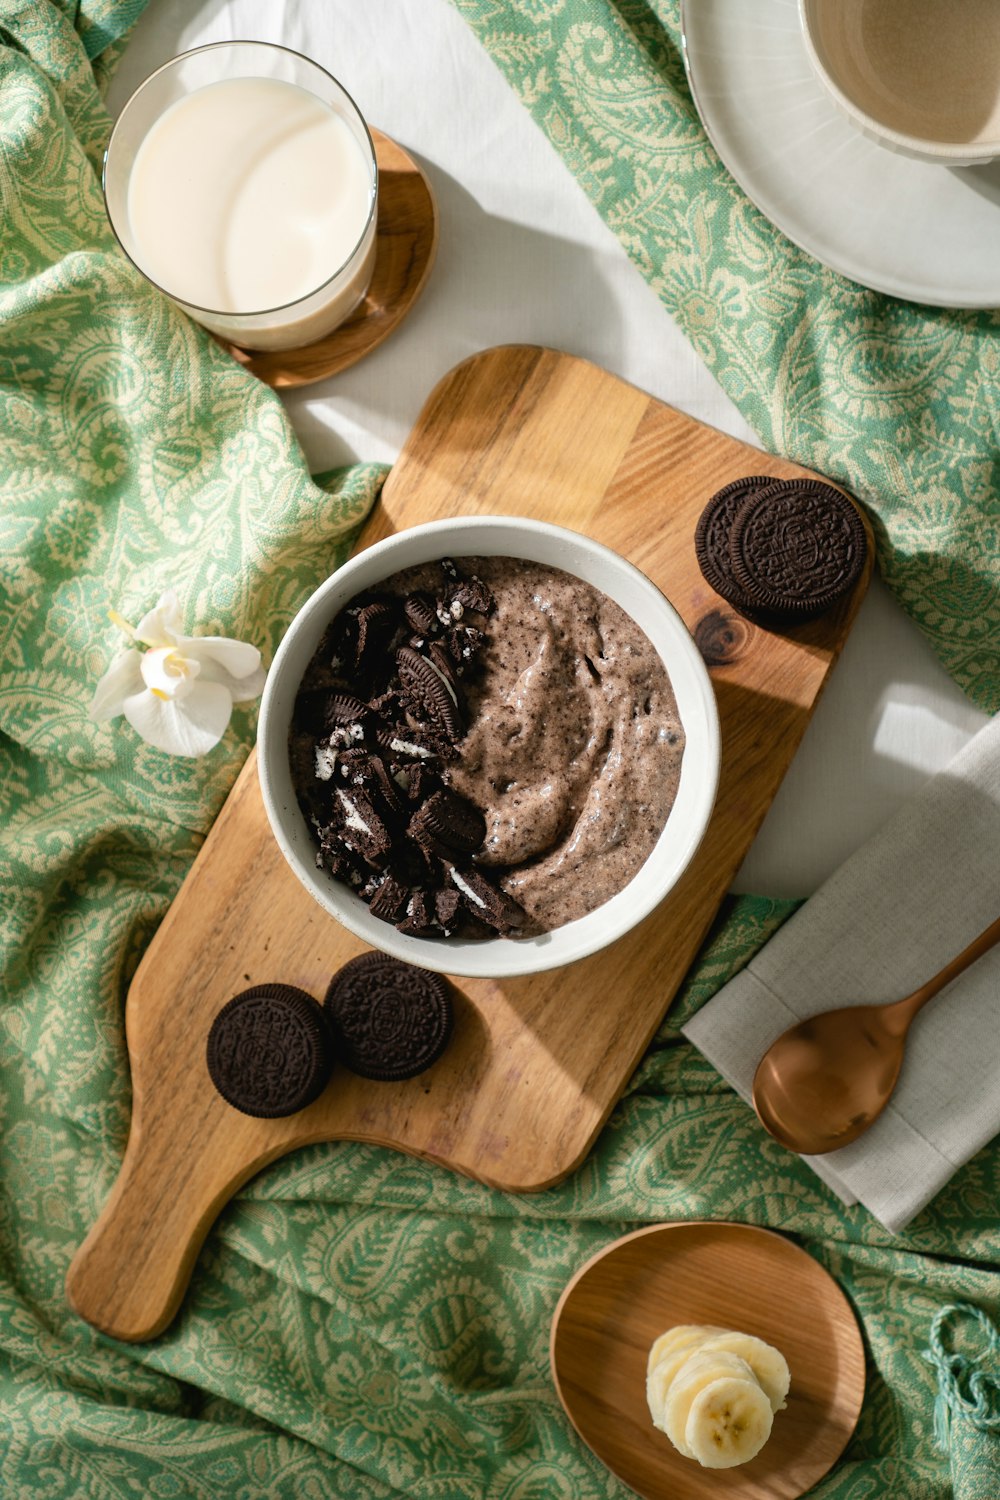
[218,129,437,389]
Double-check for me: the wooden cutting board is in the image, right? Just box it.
[67,345,873,1342]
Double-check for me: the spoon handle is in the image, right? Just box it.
[900,911,1000,1021]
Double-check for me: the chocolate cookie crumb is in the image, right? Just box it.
[445,863,530,935]
[410,789,487,858]
[397,646,464,741]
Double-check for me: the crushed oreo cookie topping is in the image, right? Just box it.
[290,553,686,939]
[289,560,532,940]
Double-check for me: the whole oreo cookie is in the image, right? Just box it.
[324,953,454,1081]
[206,984,333,1118]
[729,480,867,619]
[694,476,774,613]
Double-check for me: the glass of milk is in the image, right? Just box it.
[104,42,379,351]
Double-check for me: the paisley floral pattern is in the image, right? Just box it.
[0,2,997,1498]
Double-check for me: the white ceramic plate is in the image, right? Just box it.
[681,0,1000,307]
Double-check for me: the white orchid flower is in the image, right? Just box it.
[90,590,266,757]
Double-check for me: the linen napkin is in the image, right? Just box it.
[684,712,1000,1234]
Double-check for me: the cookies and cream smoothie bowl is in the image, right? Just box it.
[257,517,721,979]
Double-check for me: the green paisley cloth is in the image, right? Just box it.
[0,1,997,1498]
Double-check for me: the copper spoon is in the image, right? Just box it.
[751,912,1000,1155]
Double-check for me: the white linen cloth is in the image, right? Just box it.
[684,713,1000,1234]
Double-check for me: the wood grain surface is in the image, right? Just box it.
[217,129,437,387]
[66,345,873,1341]
[550,1222,866,1500]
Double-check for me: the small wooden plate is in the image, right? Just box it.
[217,129,437,388]
[551,1222,865,1500]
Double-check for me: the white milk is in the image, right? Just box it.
[126,76,376,348]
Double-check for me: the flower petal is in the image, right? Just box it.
[122,680,233,756]
[140,645,201,701]
[227,664,267,704]
[195,655,267,703]
[180,634,262,681]
[134,590,184,648]
[89,648,144,722]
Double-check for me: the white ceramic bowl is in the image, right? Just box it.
[799,0,1000,165]
[257,516,720,978]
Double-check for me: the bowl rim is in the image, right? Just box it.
[257,515,721,979]
[797,0,1000,163]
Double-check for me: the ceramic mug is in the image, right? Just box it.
[799,0,1000,165]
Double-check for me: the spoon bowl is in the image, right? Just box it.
[752,1001,909,1155]
[752,912,1000,1155]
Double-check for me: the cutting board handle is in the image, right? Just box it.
[66,1120,245,1343]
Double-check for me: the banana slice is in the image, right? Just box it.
[646,1329,713,1431]
[645,1323,791,1464]
[697,1329,790,1412]
[684,1372,774,1468]
[646,1324,719,1378]
[661,1349,757,1456]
